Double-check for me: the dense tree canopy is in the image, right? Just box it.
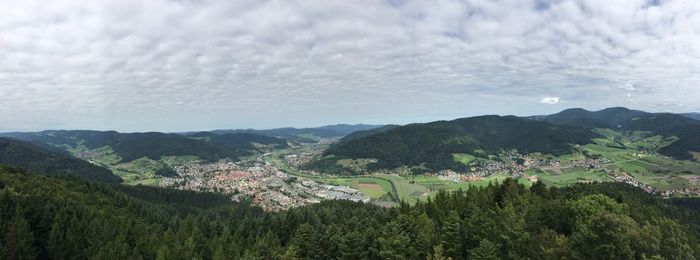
[1,165,699,259]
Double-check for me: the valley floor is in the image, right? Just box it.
[68,133,700,211]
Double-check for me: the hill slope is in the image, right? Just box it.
[542,107,700,159]
[1,130,287,163]
[0,138,121,182]
[683,113,700,122]
[186,132,289,152]
[322,115,596,170]
[337,124,401,142]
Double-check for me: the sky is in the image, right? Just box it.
[1,0,699,132]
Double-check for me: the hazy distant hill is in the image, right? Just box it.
[322,115,595,171]
[209,124,384,142]
[338,124,401,142]
[539,107,648,129]
[0,137,121,182]
[683,113,700,122]
[186,132,289,152]
[541,107,700,159]
[0,130,288,162]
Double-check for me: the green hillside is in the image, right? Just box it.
[320,115,596,171]
[542,107,700,160]
[1,130,292,163]
[0,130,293,185]
[1,166,699,259]
[683,113,700,122]
[187,132,289,152]
[0,138,121,183]
[337,124,401,142]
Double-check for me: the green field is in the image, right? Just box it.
[555,133,700,190]
[320,177,393,198]
[452,153,476,164]
[375,174,430,204]
[65,145,204,186]
[270,133,700,204]
[536,169,612,187]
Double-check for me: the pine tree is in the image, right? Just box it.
[156,245,171,260]
[291,223,318,260]
[281,245,298,260]
[378,221,414,260]
[416,212,436,258]
[428,244,452,260]
[212,245,227,260]
[469,239,499,260]
[440,211,462,259]
[47,211,71,259]
[339,231,367,260]
[131,247,144,260]
[3,211,37,260]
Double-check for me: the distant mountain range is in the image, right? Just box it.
[683,112,700,121]
[0,130,290,163]
[3,110,697,180]
[317,107,700,172]
[0,137,121,182]
[205,124,384,143]
[0,126,376,182]
[540,107,700,160]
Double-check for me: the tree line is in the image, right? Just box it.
[1,165,699,259]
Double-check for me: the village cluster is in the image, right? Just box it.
[159,160,368,211]
[433,152,700,197]
[435,153,611,182]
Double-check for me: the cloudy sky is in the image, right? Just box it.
[1,0,699,132]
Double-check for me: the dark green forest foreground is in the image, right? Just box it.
[1,166,699,260]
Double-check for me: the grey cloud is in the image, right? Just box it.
[1,0,699,131]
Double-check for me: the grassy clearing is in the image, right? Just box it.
[355,184,384,197]
[627,171,690,190]
[556,153,585,162]
[337,158,376,172]
[537,170,612,187]
[160,155,199,165]
[109,157,166,185]
[693,152,700,161]
[452,153,476,165]
[411,173,529,193]
[376,174,430,204]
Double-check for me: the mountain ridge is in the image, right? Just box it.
[541,107,700,159]
[0,137,121,182]
[320,115,596,172]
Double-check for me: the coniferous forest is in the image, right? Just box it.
[1,165,699,260]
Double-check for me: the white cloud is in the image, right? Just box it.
[0,0,699,131]
[539,97,561,105]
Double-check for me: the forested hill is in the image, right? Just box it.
[1,166,699,259]
[0,130,288,162]
[337,124,401,142]
[542,107,700,159]
[0,138,121,183]
[186,132,290,151]
[323,115,596,170]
